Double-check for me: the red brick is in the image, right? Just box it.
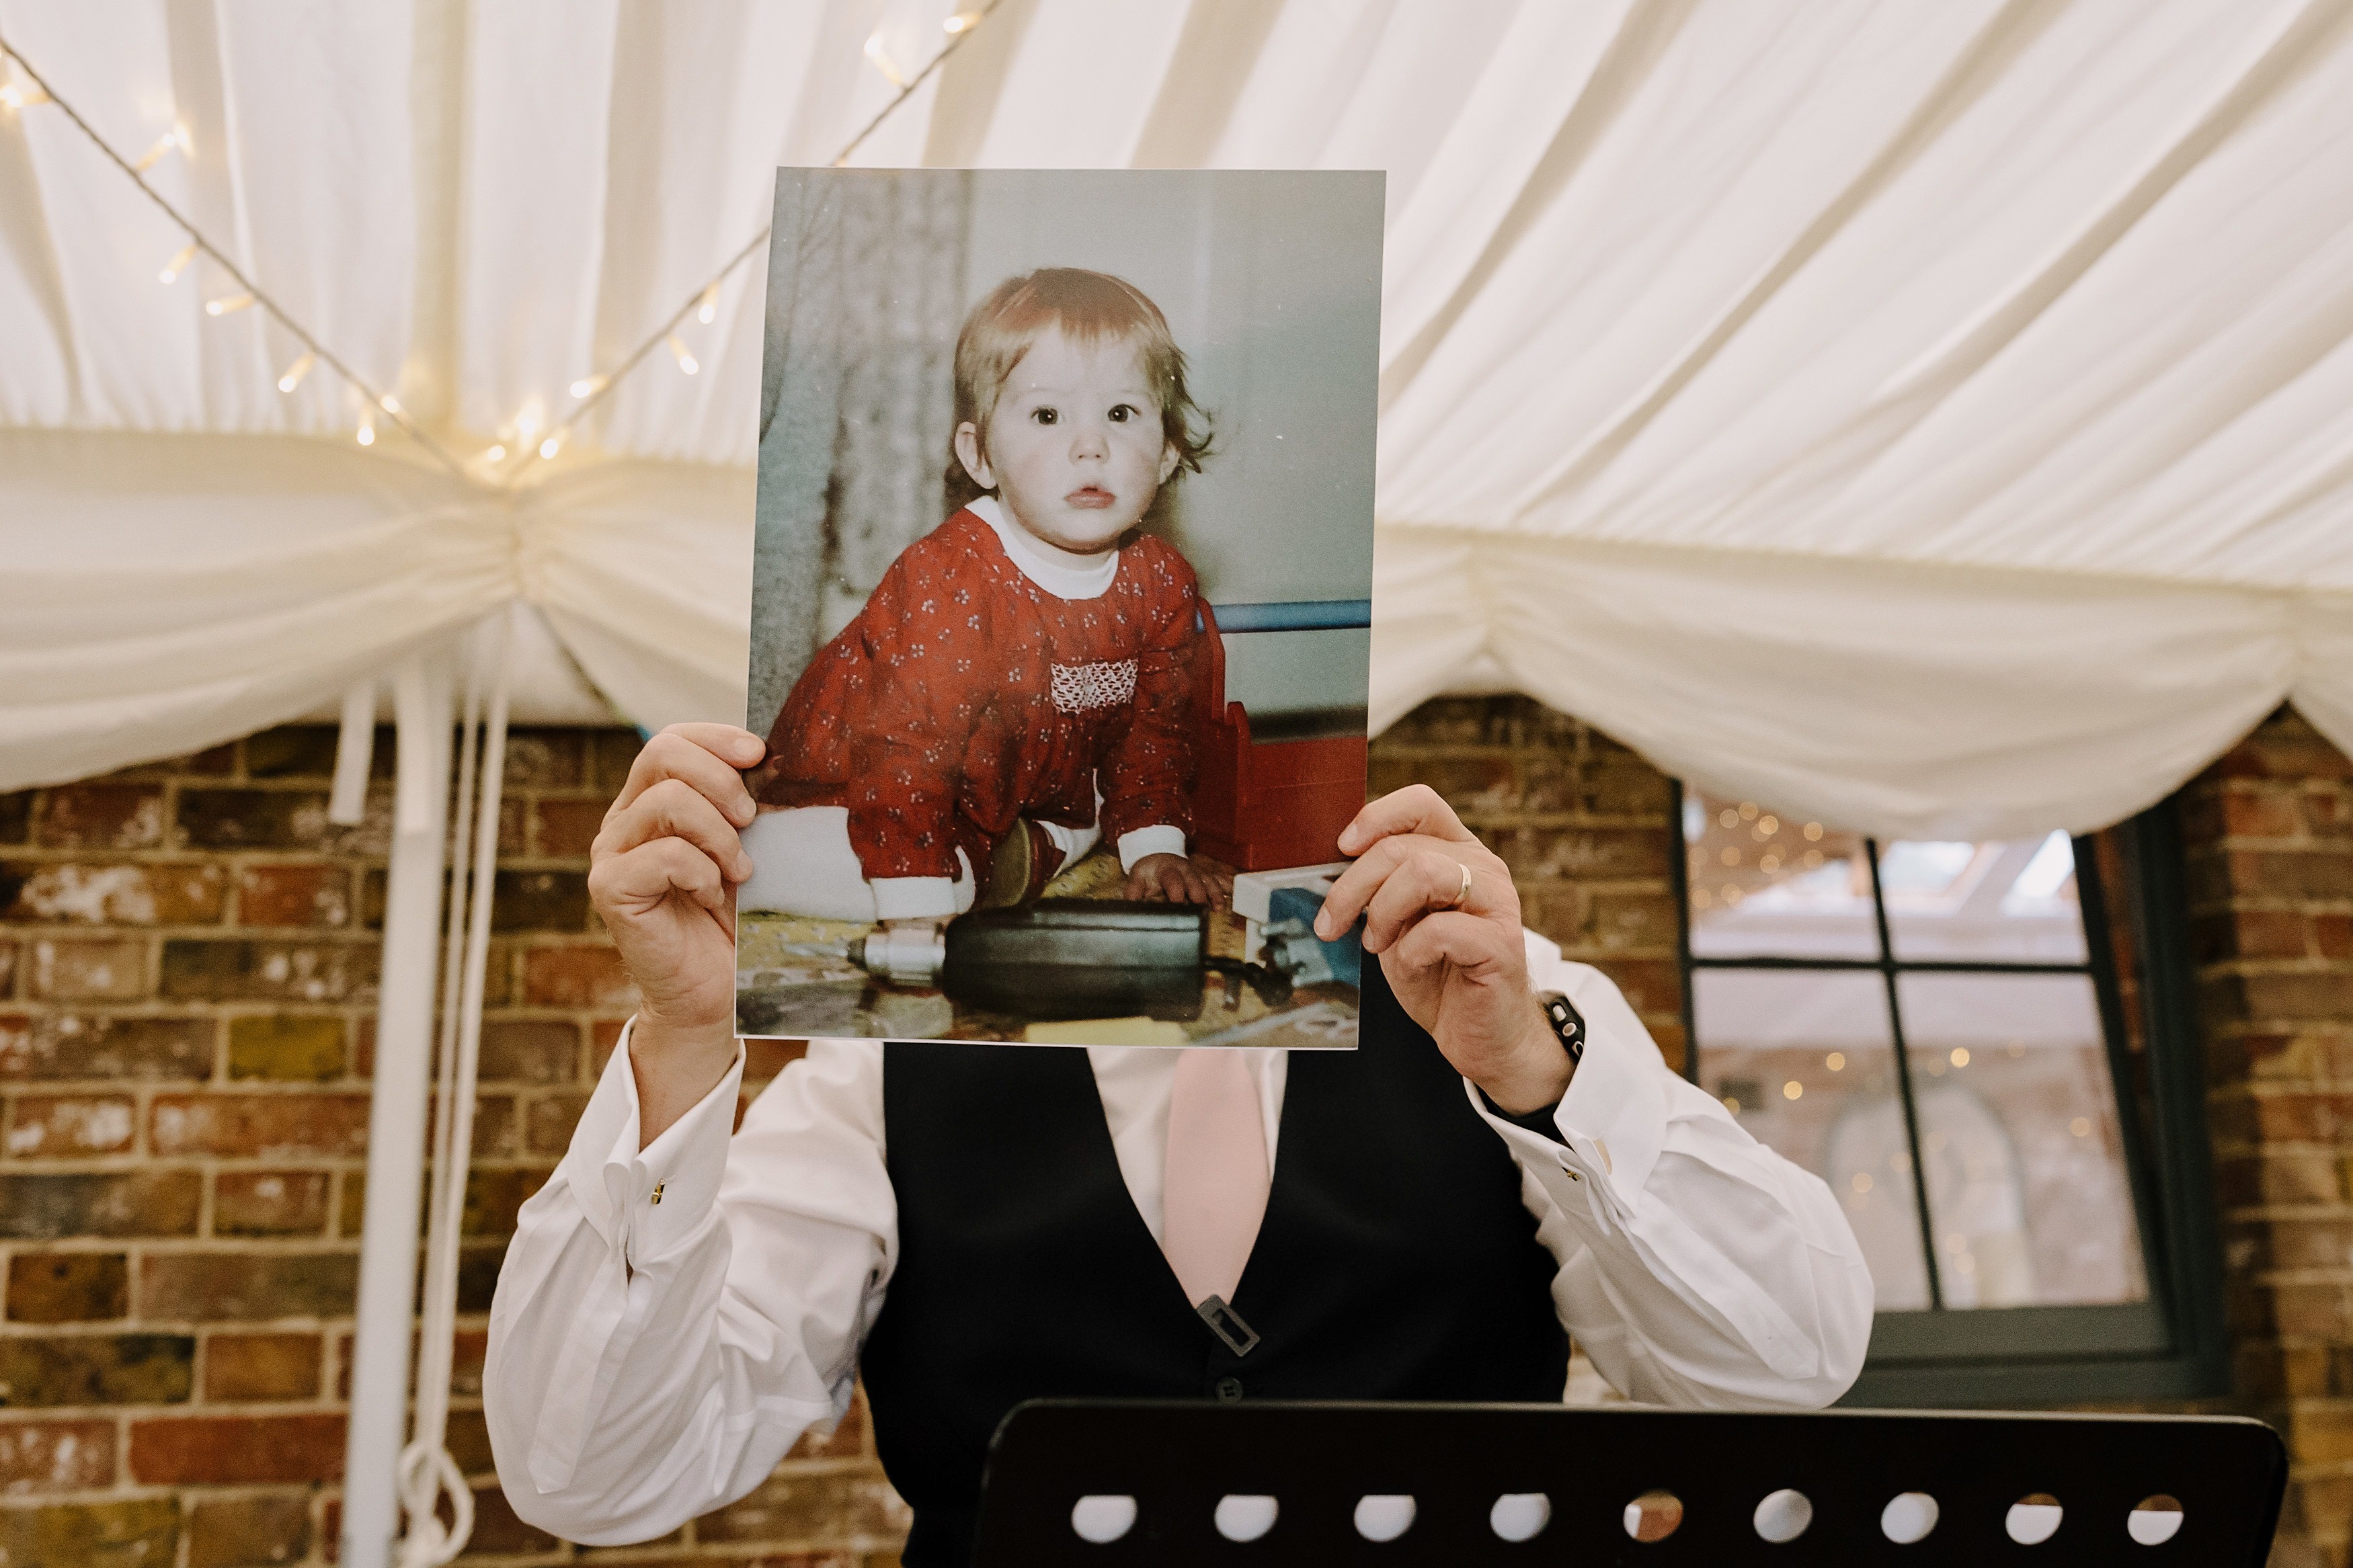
[463,1167,549,1236]
[7,1253,128,1321]
[188,1492,310,1568]
[788,1388,869,1460]
[227,1014,346,1081]
[0,1497,179,1566]
[176,788,332,851]
[0,1417,114,1490]
[2196,909,2310,962]
[2238,973,2353,1026]
[1585,957,1683,1024]
[0,1332,192,1406]
[534,797,607,856]
[591,1017,626,1074]
[1,860,224,925]
[450,1327,487,1397]
[203,1331,323,1402]
[524,944,635,1007]
[27,937,150,1001]
[2223,849,2353,900]
[2221,789,2305,839]
[151,1094,369,1157]
[746,1038,811,1080]
[2319,913,2352,960]
[0,1012,214,1080]
[590,728,644,790]
[465,1484,562,1555]
[524,1094,590,1155]
[0,1171,200,1239]
[0,792,25,845]
[235,862,352,927]
[502,729,587,789]
[4,1094,136,1157]
[38,783,165,849]
[139,1252,357,1322]
[159,937,378,1003]
[245,726,340,778]
[214,1169,331,1236]
[478,1020,581,1085]
[130,1411,345,1483]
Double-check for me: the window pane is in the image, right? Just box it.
[1683,792,1877,959]
[1881,831,2088,962]
[1693,968,1929,1309]
[1898,973,2148,1308]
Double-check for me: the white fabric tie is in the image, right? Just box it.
[1160,1049,1271,1308]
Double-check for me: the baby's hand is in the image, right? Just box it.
[1125,853,1231,908]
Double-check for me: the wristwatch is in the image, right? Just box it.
[1479,990,1586,1135]
[1538,990,1586,1069]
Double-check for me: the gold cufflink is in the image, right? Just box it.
[651,1183,664,1205]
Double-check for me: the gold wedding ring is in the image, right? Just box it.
[1448,861,1474,909]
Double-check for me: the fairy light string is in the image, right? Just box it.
[0,0,1003,491]
[0,36,473,479]
[498,0,1005,490]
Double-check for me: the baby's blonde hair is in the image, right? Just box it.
[944,267,1213,513]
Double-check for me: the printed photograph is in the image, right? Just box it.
[737,168,1383,1048]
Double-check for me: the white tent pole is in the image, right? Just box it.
[343,651,453,1568]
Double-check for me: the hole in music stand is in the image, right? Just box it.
[2007,1493,2063,1544]
[1489,1492,1550,1542]
[1353,1495,1415,1541]
[1070,1495,1135,1544]
[2130,1495,2184,1546]
[1623,1489,1683,1542]
[1753,1488,1812,1542]
[1214,1494,1278,1542]
[1881,1491,1940,1543]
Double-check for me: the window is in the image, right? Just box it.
[1673,786,2227,1404]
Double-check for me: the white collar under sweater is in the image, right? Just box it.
[966,493,1119,602]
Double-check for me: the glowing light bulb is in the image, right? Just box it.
[539,434,563,460]
[203,292,254,317]
[134,126,190,172]
[483,444,507,463]
[696,284,719,325]
[667,335,699,376]
[276,352,315,393]
[378,393,401,415]
[863,33,906,86]
[0,81,50,111]
[943,11,981,32]
[158,243,197,284]
[516,408,542,441]
[568,375,606,400]
[356,415,376,447]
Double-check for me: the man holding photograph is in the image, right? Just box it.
[485,723,1874,1565]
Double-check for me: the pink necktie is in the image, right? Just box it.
[1162,1048,1271,1308]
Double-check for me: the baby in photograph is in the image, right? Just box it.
[740,267,1230,934]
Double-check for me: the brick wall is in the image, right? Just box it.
[2186,708,2353,1568]
[33,696,2350,1565]
[0,727,901,1568]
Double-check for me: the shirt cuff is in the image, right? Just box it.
[556,1016,746,1264]
[1117,825,1187,872]
[871,876,960,921]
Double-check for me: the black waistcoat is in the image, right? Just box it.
[858,960,1569,1567]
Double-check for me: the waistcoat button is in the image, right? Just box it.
[1214,1376,1244,1402]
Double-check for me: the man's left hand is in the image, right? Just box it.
[1314,786,1570,1114]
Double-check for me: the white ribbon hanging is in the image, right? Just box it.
[340,615,514,1568]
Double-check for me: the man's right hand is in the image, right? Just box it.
[587,723,764,1137]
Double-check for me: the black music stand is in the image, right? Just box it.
[973,1399,2284,1565]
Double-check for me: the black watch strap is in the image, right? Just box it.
[1478,991,1585,1137]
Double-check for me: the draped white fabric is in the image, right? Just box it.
[3,0,2350,837]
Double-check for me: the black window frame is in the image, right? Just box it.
[1669,782,2229,1406]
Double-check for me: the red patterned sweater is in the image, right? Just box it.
[756,507,1206,887]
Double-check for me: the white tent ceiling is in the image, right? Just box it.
[3,0,2350,836]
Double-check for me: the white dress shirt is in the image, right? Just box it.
[484,932,1874,1546]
